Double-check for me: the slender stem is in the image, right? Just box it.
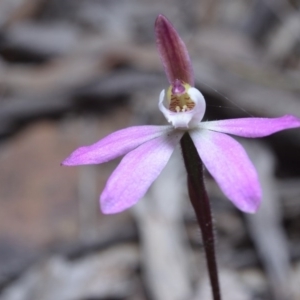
[180,132,221,300]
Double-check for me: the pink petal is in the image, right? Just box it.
[62,125,172,166]
[155,14,194,85]
[200,115,300,138]
[100,130,183,214]
[190,129,261,213]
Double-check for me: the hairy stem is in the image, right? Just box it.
[180,132,221,300]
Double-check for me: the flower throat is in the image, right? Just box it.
[167,79,195,112]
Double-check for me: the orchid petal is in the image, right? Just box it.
[100,130,184,214]
[155,14,194,85]
[190,129,261,213]
[62,125,172,166]
[200,115,300,138]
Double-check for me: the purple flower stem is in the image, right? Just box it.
[180,132,221,300]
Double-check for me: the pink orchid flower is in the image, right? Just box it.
[62,15,300,214]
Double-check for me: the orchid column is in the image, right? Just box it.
[63,14,300,300]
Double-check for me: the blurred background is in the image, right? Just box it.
[0,0,300,299]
